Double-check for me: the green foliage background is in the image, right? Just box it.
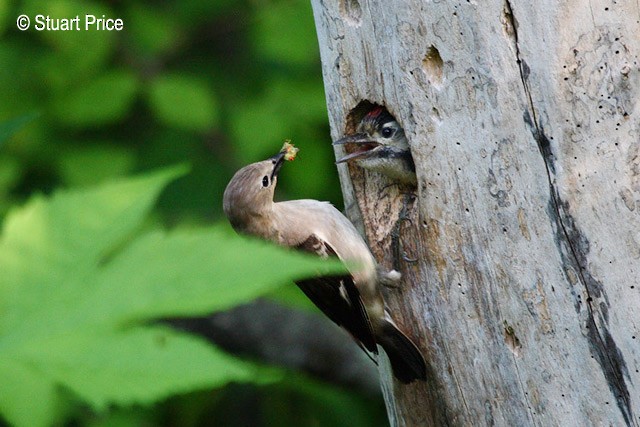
[0,0,387,426]
[0,0,343,217]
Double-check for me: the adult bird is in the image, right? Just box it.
[223,144,426,383]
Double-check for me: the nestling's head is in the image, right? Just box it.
[334,107,416,185]
[223,150,286,230]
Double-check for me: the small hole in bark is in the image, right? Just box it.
[431,107,441,123]
[422,46,444,87]
[342,101,406,139]
[339,0,362,26]
[503,321,522,357]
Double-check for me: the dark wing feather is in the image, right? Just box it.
[295,233,335,258]
[295,235,377,354]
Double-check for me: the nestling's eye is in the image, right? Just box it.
[381,127,395,138]
[262,176,270,187]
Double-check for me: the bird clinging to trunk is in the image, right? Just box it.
[223,142,426,383]
[334,107,417,186]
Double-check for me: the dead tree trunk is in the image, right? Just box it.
[311,0,640,425]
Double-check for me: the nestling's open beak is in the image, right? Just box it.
[333,133,381,164]
[270,150,287,180]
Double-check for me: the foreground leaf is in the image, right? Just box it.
[23,327,254,409]
[0,359,60,427]
[0,167,345,426]
[0,165,188,333]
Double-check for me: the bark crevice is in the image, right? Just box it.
[501,2,542,424]
[506,1,634,424]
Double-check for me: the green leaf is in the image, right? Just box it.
[148,75,218,132]
[57,145,136,186]
[0,167,345,425]
[23,327,254,409]
[266,282,318,312]
[0,157,21,197]
[251,1,320,67]
[0,113,39,147]
[125,4,183,56]
[228,76,328,164]
[52,70,138,127]
[0,1,9,36]
[83,227,344,326]
[0,359,61,427]
[0,165,188,333]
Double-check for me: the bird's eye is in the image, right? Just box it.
[381,127,395,138]
[262,176,270,187]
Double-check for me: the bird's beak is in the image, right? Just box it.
[333,133,372,146]
[333,133,380,164]
[270,150,287,180]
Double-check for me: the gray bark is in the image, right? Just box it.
[311,0,640,425]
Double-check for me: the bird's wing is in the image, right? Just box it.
[295,234,378,354]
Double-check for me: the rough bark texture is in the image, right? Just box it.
[310,0,640,425]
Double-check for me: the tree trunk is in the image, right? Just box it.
[310,0,640,425]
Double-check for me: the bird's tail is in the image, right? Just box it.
[377,319,427,384]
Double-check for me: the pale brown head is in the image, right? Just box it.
[223,151,286,231]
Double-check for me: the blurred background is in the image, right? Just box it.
[0,0,388,425]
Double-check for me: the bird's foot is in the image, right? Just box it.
[378,268,402,288]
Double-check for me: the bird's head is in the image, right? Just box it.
[334,108,408,162]
[334,107,416,185]
[223,150,287,227]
